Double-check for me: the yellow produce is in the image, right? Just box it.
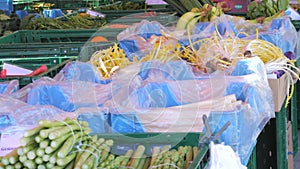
[90,43,131,79]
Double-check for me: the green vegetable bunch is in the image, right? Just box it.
[0,118,201,169]
[0,118,114,169]
[247,0,290,19]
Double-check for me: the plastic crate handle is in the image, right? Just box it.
[198,115,231,148]
[0,64,48,78]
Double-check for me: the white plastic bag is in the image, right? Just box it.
[208,142,247,169]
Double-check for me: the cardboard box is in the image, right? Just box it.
[268,73,288,112]
[287,121,294,169]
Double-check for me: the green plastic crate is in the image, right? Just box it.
[95,2,176,19]
[0,41,114,60]
[292,20,300,31]
[0,28,125,44]
[107,12,178,26]
[0,56,76,88]
[290,87,298,156]
[247,146,257,169]
[0,28,124,61]
[256,106,288,169]
[96,132,209,169]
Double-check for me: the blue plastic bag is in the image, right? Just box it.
[0,80,19,95]
[138,61,195,81]
[109,113,145,133]
[117,20,167,61]
[27,84,77,112]
[132,82,181,108]
[43,9,64,18]
[54,61,111,84]
[77,109,110,134]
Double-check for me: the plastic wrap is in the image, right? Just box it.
[72,107,110,134]
[117,20,177,61]
[0,80,19,95]
[13,105,76,126]
[231,57,268,83]
[27,80,112,112]
[138,60,196,81]
[54,61,111,84]
[233,15,297,53]
[0,94,76,128]
[208,142,247,169]
[106,93,237,134]
[0,94,27,128]
[179,15,297,54]
[105,57,274,165]
[9,77,55,102]
[296,30,300,59]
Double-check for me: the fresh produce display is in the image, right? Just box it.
[20,14,107,30]
[94,1,146,11]
[247,0,290,20]
[90,43,131,79]
[89,36,180,79]
[163,0,215,15]
[176,3,226,30]
[0,12,20,37]
[0,118,202,169]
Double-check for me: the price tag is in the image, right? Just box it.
[0,132,22,156]
[0,125,35,156]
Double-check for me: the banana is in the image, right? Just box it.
[210,6,217,15]
[202,3,209,9]
[191,8,201,13]
[186,15,202,30]
[176,12,201,30]
[263,10,285,22]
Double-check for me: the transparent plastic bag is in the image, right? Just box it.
[0,94,76,128]
[295,30,300,59]
[0,80,19,95]
[117,20,178,61]
[105,58,274,165]
[13,105,76,126]
[9,77,55,102]
[27,80,112,112]
[208,142,247,169]
[53,61,111,84]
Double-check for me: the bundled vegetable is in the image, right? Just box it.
[245,35,300,107]
[0,118,202,169]
[94,1,146,11]
[90,43,131,79]
[176,2,231,30]
[0,118,115,169]
[21,14,107,30]
[247,0,288,23]
[89,38,181,79]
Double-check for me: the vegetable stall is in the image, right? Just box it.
[0,0,300,169]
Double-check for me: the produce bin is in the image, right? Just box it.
[0,28,124,44]
[95,1,176,21]
[256,105,288,169]
[96,132,210,169]
[106,12,178,27]
[0,56,76,88]
[0,28,123,60]
[292,20,300,31]
[0,41,114,59]
[289,88,298,155]
[247,146,257,169]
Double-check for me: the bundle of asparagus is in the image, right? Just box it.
[0,118,201,169]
